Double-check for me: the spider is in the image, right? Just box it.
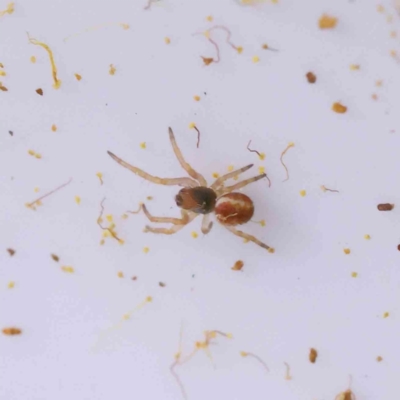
[107,127,273,251]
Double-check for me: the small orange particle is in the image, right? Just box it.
[306,72,316,83]
[377,356,383,362]
[232,260,244,271]
[2,327,21,336]
[164,37,171,44]
[193,95,201,101]
[299,190,306,197]
[51,124,57,132]
[343,248,351,255]
[309,348,318,363]
[143,247,150,254]
[206,15,213,22]
[267,248,275,254]
[319,14,338,29]
[7,248,15,256]
[35,88,43,96]
[74,73,82,81]
[30,56,36,63]
[201,57,214,66]
[332,102,347,114]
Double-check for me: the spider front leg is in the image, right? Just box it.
[223,225,273,251]
[211,164,254,191]
[220,173,266,195]
[141,204,190,225]
[107,151,198,188]
[144,213,198,235]
[168,127,208,187]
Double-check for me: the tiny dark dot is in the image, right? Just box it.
[8,130,13,136]
[397,244,400,251]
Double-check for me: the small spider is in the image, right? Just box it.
[107,128,273,251]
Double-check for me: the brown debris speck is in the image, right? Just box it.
[2,327,21,336]
[306,72,316,83]
[309,348,318,363]
[376,356,383,362]
[36,88,43,96]
[7,248,15,256]
[159,282,166,287]
[0,82,8,91]
[132,276,138,281]
[51,254,60,262]
[74,73,82,81]
[201,56,214,66]
[232,260,244,271]
[377,203,394,211]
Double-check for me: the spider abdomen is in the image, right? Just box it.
[215,193,254,226]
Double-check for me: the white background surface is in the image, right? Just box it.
[1,1,400,399]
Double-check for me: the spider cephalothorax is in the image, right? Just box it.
[107,127,273,251]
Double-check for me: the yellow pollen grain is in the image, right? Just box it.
[102,230,111,238]
[109,64,116,75]
[350,64,360,70]
[34,187,40,193]
[383,312,389,318]
[30,56,36,63]
[117,271,124,278]
[193,95,201,101]
[51,124,57,132]
[140,142,146,149]
[106,215,113,223]
[146,296,152,302]
[191,231,198,239]
[164,37,171,44]
[212,172,219,178]
[227,165,234,172]
[143,247,150,254]
[259,152,265,160]
[237,46,243,54]
[364,234,371,240]
[243,238,249,243]
[188,122,196,129]
[268,248,275,253]
[252,55,260,63]
[7,281,15,289]
[258,166,265,174]
[34,153,42,159]
[29,150,36,157]
[260,220,266,227]
[121,213,128,220]
[299,190,306,197]
[100,239,105,245]
[74,196,81,205]
[240,351,248,357]
[206,15,213,22]
[61,266,74,273]
[377,4,385,13]
[351,272,358,278]
[146,196,153,200]
[343,248,351,255]
[118,239,124,245]
[0,70,6,76]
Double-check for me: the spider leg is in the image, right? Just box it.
[223,225,272,251]
[211,164,254,190]
[220,173,266,195]
[142,204,190,225]
[144,213,198,235]
[201,214,213,234]
[107,151,198,188]
[168,127,208,187]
